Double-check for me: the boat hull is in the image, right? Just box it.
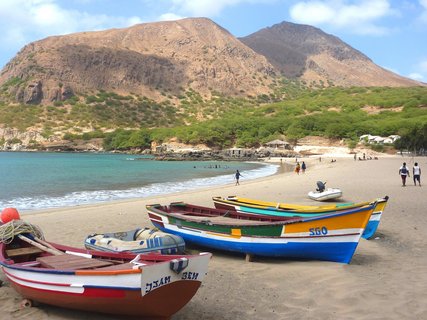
[147,203,375,264]
[153,224,359,263]
[0,236,211,318]
[4,268,201,318]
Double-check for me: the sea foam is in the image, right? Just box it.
[1,163,278,212]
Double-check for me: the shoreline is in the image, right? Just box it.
[1,155,426,319]
[21,160,293,217]
[0,154,278,213]
[18,153,395,217]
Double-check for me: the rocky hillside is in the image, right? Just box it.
[0,18,275,104]
[240,21,421,87]
[0,18,423,107]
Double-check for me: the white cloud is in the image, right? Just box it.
[0,1,141,45]
[289,0,397,35]
[419,0,427,23]
[159,13,185,21]
[169,0,274,17]
[171,0,241,16]
[406,60,427,82]
[408,73,424,81]
[383,66,399,74]
[0,0,143,66]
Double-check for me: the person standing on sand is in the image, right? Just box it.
[301,161,306,173]
[295,162,301,175]
[235,170,242,185]
[399,162,410,186]
[413,163,421,186]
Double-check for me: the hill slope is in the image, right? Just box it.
[240,21,421,87]
[0,18,275,104]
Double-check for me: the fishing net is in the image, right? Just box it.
[0,220,45,244]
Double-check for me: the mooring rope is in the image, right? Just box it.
[0,220,45,244]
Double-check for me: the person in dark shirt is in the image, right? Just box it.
[301,161,307,173]
[235,170,242,185]
[398,162,410,186]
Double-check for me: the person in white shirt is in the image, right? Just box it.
[398,162,410,187]
[413,162,421,186]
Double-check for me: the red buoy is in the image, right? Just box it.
[1,208,21,223]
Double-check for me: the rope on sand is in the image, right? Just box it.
[0,220,45,244]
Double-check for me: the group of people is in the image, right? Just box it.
[235,159,308,186]
[295,161,306,174]
[399,162,421,187]
[235,160,421,187]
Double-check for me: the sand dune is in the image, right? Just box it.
[1,156,426,319]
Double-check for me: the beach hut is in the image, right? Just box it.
[224,148,253,158]
[265,139,291,150]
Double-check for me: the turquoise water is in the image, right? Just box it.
[0,152,277,211]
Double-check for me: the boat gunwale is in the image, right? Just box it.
[212,196,388,214]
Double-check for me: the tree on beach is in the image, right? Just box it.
[395,123,427,155]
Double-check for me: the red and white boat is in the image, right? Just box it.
[0,221,211,319]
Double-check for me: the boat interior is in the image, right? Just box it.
[149,202,303,225]
[1,236,180,271]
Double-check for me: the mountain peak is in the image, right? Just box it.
[0,17,274,104]
[240,20,420,86]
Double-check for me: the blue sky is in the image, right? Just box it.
[0,0,426,82]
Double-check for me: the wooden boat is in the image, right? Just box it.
[212,196,389,240]
[0,220,211,319]
[146,201,377,264]
[84,227,186,254]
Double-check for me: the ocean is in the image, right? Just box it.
[0,152,278,212]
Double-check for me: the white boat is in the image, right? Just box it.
[308,181,342,201]
[0,220,211,318]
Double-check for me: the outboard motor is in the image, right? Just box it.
[316,181,326,193]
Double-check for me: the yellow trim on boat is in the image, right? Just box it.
[225,196,387,213]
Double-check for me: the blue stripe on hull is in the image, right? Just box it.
[154,224,358,264]
[362,220,380,240]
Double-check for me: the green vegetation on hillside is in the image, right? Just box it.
[1,83,426,152]
[102,86,427,151]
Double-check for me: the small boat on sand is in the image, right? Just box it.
[308,181,342,201]
[308,188,343,201]
[84,227,185,254]
[0,219,211,318]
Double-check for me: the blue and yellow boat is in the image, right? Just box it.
[212,196,389,240]
[146,201,377,264]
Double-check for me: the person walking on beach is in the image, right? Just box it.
[295,162,301,175]
[399,162,410,187]
[301,161,306,173]
[413,163,421,186]
[235,170,242,185]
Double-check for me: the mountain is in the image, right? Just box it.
[239,21,421,87]
[0,18,275,104]
[0,18,423,106]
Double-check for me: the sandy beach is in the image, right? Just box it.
[1,156,426,320]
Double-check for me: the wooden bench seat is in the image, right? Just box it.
[6,246,43,257]
[97,263,135,271]
[37,254,113,270]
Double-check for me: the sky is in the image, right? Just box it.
[0,0,426,82]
